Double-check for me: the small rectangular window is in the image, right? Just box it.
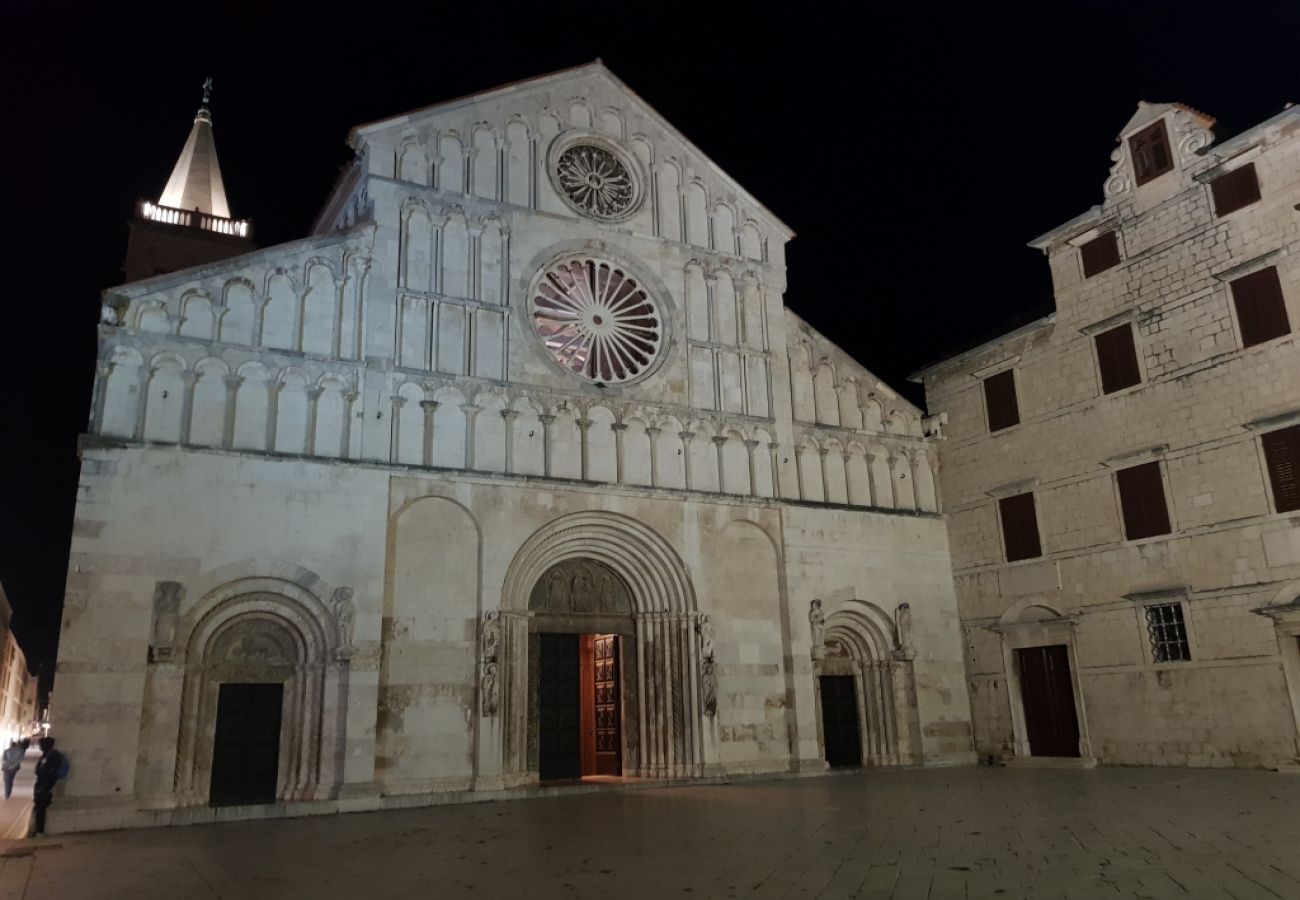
[1211,163,1261,216]
[1117,461,1171,540]
[1230,266,1291,348]
[1262,424,1300,513]
[1094,324,1142,394]
[983,369,1020,432]
[1080,231,1121,278]
[1130,120,1174,186]
[1145,603,1191,662]
[998,492,1042,562]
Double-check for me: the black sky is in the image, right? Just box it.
[4,0,1298,691]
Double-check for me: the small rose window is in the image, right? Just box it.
[531,258,663,384]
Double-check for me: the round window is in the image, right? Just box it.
[531,258,664,384]
[547,135,645,221]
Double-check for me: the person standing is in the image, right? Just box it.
[1,741,23,799]
[32,737,64,837]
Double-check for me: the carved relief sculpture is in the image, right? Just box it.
[809,598,826,660]
[331,586,355,657]
[696,614,717,717]
[149,581,185,662]
[481,610,500,717]
[894,602,916,660]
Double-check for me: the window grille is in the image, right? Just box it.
[1145,603,1191,663]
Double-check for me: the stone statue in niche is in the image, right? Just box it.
[481,661,499,718]
[545,567,570,610]
[101,294,129,327]
[150,581,185,662]
[696,615,717,717]
[331,587,356,656]
[809,598,825,660]
[571,566,594,604]
[480,610,500,717]
[894,602,915,660]
[595,568,619,614]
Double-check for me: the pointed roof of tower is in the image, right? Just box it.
[158,78,231,218]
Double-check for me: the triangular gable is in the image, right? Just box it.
[349,60,794,240]
[1115,100,1215,141]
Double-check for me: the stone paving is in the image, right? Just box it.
[1,766,1298,899]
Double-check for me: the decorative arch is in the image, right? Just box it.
[172,575,350,808]
[498,512,703,780]
[815,599,922,767]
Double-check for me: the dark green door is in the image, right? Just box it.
[538,633,581,780]
[209,682,283,806]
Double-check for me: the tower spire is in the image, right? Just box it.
[157,76,231,218]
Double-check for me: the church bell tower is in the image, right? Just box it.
[122,78,254,282]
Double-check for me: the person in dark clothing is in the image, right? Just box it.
[32,737,63,837]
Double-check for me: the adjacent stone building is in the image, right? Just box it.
[0,583,33,743]
[52,63,974,833]
[914,103,1300,768]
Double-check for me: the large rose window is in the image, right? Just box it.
[555,145,636,219]
[531,258,663,384]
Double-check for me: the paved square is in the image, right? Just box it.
[2,767,1298,899]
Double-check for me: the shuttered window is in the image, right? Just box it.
[1080,231,1121,278]
[1262,424,1300,513]
[1210,163,1261,216]
[998,492,1042,562]
[983,370,1020,432]
[1129,120,1174,186]
[1117,461,1172,540]
[1094,324,1142,394]
[1230,267,1291,348]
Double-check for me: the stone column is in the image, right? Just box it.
[221,375,242,449]
[817,446,830,499]
[501,408,519,473]
[611,422,628,483]
[304,387,324,456]
[180,371,198,445]
[865,448,879,507]
[679,430,695,490]
[745,439,760,497]
[578,418,593,481]
[842,450,855,505]
[885,452,900,508]
[133,366,152,440]
[91,362,113,435]
[539,413,555,477]
[712,435,728,493]
[768,442,781,497]
[419,400,439,467]
[646,426,661,487]
[389,395,407,464]
[266,381,283,451]
[461,403,480,469]
[340,390,358,458]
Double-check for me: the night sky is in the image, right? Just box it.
[4,1,1298,694]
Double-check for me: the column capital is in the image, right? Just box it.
[711,435,728,447]
[390,395,408,408]
[500,408,520,420]
[576,418,593,431]
[419,400,440,411]
[538,414,556,425]
[306,387,324,401]
[610,422,628,433]
[678,430,695,441]
[460,403,481,415]
[645,426,661,437]
[744,439,760,450]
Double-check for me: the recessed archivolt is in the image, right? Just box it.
[502,511,697,615]
[824,599,898,662]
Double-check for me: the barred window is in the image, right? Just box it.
[1145,603,1191,663]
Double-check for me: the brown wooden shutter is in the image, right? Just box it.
[1262,424,1300,513]
[1094,324,1142,394]
[1080,232,1121,278]
[1117,461,1171,540]
[983,370,1020,432]
[1211,163,1261,216]
[1130,120,1174,185]
[999,492,1043,561]
[1231,267,1291,348]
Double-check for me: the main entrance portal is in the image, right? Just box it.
[537,632,623,781]
[209,681,283,806]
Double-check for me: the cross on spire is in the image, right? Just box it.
[201,77,214,109]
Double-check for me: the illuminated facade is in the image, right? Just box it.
[53,63,974,833]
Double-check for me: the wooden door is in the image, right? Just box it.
[593,635,621,775]
[1015,645,1080,757]
[538,633,581,781]
[209,682,283,806]
[819,675,862,768]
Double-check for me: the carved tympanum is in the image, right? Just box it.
[529,559,633,616]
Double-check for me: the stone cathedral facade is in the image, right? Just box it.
[53,63,974,832]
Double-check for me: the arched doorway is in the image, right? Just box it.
[172,580,349,807]
[529,559,636,780]
[497,511,704,781]
[813,600,922,768]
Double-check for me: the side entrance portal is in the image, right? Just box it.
[819,675,863,767]
[1014,645,1080,757]
[538,632,623,781]
[209,682,284,806]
